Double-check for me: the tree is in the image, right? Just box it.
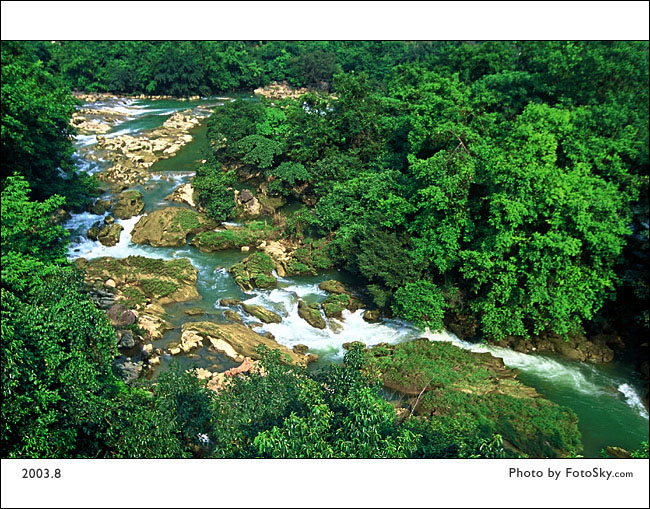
[193,159,237,222]
[1,52,81,202]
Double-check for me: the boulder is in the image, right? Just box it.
[318,280,349,295]
[191,223,277,253]
[113,358,143,384]
[87,286,117,310]
[164,183,197,208]
[297,300,326,329]
[363,309,381,323]
[49,208,71,225]
[240,189,254,203]
[229,252,277,291]
[241,303,282,324]
[131,207,217,247]
[181,321,308,365]
[87,221,102,241]
[342,341,366,350]
[605,446,632,459]
[141,343,153,358]
[220,298,243,307]
[224,310,243,323]
[117,330,136,349]
[223,357,256,376]
[111,190,144,219]
[292,344,310,355]
[184,308,205,316]
[234,189,262,218]
[137,313,173,341]
[107,303,137,327]
[97,223,123,246]
[322,294,352,318]
[89,199,113,215]
[179,329,205,353]
[104,215,115,225]
[193,368,213,380]
[83,256,200,309]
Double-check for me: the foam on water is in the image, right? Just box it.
[278,282,327,299]
[105,127,139,138]
[240,287,419,358]
[618,384,650,418]
[421,328,648,417]
[66,214,156,260]
[76,134,98,147]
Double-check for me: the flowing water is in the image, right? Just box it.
[64,96,649,458]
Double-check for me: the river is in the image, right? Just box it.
[64,96,649,458]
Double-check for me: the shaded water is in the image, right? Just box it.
[65,96,649,458]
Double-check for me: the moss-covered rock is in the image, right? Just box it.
[131,206,217,247]
[86,222,101,241]
[220,298,243,307]
[191,220,278,252]
[241,303,282,324]
[285,238,334,276]
[487,331,615,364]
[224,309,243,323]
[363,309,381,323]
[111,190,144,219]
[363,339,582,458]
[180,321,309,365]
[89,198,113,215]
[298,300,326,329]
[318,280,349,295]
[87,221,123,245]
[319,279,362,318]
[97,223,123,246]
[322,294,350,318]
[82,255,200,310]
[229,252,277,292]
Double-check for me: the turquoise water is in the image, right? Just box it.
[65,96,649,458]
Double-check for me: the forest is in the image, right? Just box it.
[1,40,648,459]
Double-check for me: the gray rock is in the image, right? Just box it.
[89,199,112,215]
[107,303,137,327]
[240,189,254,203]
[118,330,135,349]
[113,358,143,383]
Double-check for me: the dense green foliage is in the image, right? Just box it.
[1,176,119,457]
[26,41,441,96]
[170,346,507,459]
[1,42,96,208]
[364,340,582,458]
[202,41,649,343]
[2,40,648,459]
